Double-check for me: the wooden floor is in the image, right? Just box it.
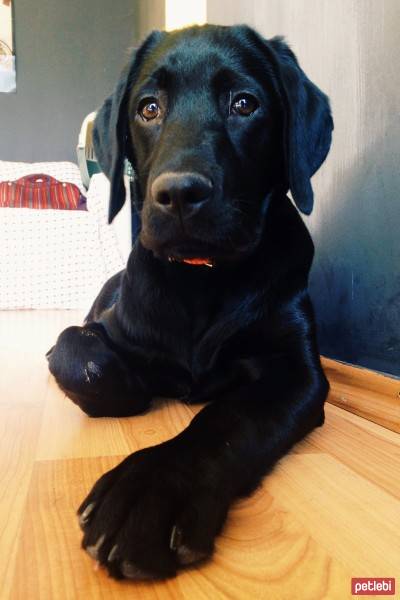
[1,310,399,600]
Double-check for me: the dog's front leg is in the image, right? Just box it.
[47,323,151,417]
[77,328,328,580]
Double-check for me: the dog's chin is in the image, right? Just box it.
[140,231,260,267]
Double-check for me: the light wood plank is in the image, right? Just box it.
[36,386,200,461]
[267,453,400,576]
[323,402,400,445]
[1,310,399,599]
[36,377,132,460]
[297,403,400,500]
[0,310,83,599]
[323,357,400,433]
[11,457,352,600]
[0,352,47,599]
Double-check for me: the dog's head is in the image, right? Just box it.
[94,25,333,265]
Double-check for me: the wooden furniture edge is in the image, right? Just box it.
[321,357,400,433]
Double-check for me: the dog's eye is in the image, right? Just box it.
[231,94,259,116]
[138,98,160,121]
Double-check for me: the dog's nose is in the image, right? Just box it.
[151,172,213,215]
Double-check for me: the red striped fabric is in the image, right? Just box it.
[0,174,86,210]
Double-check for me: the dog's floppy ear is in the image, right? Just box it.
[93,31,164,224]
[265,37,333,215]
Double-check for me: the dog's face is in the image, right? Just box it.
[130,27,284,263]
[93,25,333,265]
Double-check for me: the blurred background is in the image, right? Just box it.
[0,0,399,378]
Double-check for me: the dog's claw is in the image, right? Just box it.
[85,533,106,560]
[121,560,151,580]
[176,544,207,565]
[79,502,96,528]
[45,346,54,359]
[107,544,119,562]
[169,525,183,550]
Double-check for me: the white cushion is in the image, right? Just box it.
[0,161,125,309]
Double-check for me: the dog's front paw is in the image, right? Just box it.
[48,325,150,417]
[77,443,231,580]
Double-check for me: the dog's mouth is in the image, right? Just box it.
[166,242,218,267]
[141,229,262,268]
[138,234,220,265]
[168,256,215,268]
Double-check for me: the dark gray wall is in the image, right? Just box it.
[0,0,162,162]
[208,0,400,377]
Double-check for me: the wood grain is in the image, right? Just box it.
[1,310,399,600]
[322,357,400,433]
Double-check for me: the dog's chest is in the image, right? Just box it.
[173,286,264,379]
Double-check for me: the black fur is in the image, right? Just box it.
[47,24,332,580]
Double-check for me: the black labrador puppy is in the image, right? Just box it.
[48,24,333,580]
